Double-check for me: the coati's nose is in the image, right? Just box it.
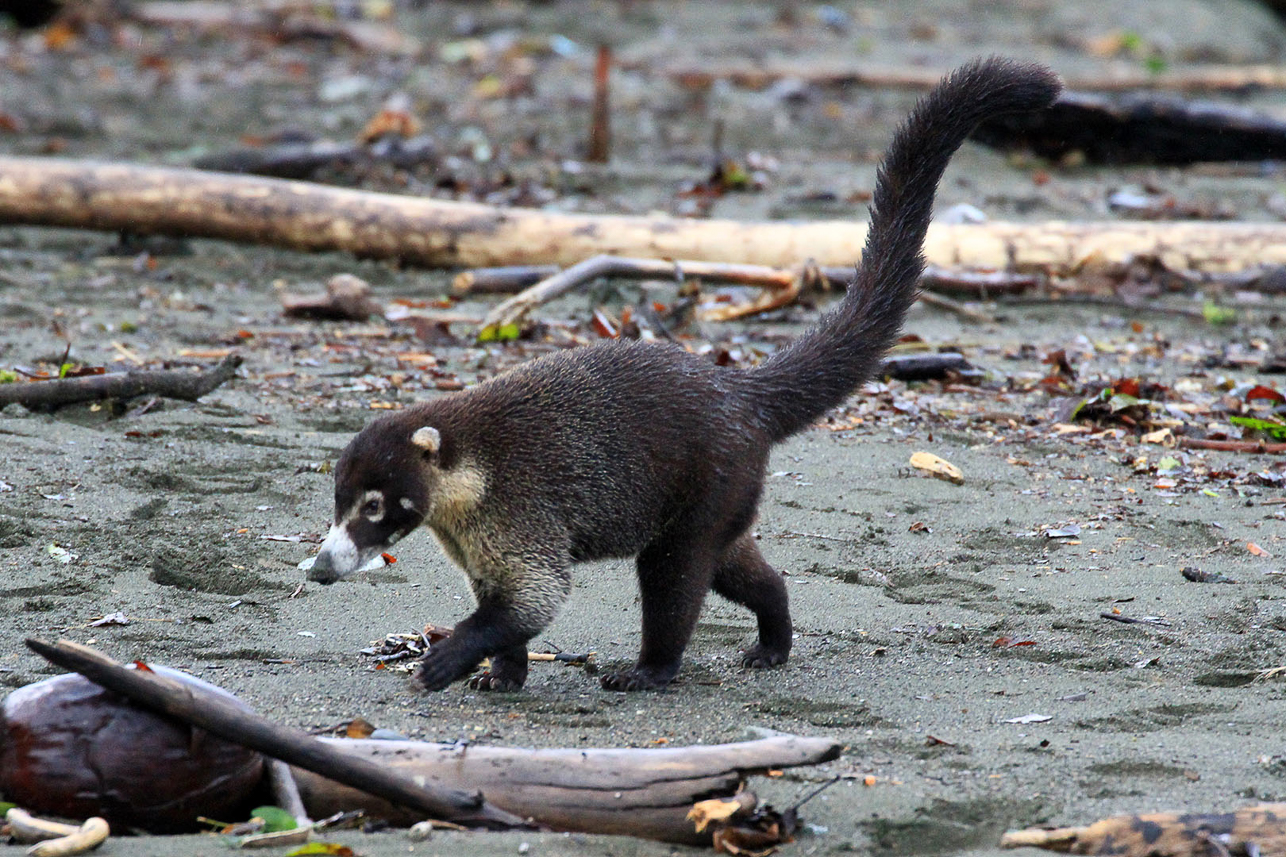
[307,522,361,583]
[307,550,339,585]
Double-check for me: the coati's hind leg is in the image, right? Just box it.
[601,535,717,692]
[712,531,792,668]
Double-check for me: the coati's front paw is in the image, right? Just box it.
[741,644,789,669]
[467,670,524,692]
[600,665,675,692]
[413,648,474,692]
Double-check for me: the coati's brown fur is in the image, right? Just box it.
[309,58,1061,692]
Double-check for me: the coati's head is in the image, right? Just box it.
[307,419,441,585]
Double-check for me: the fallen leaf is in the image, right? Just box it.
[1141,427,1172,445]
[1246,385,1285,404]
[287,845,355,857]
[1248,542,1272,558]
[909,451,964,485]
[345,717,376,738]
[250,806,298,833]
[688,798,745,833]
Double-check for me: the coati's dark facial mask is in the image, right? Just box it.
[307,424,430,584]
[308,488,424,583]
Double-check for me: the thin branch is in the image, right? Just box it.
[0,355,242,410]
[1179,438,1286,454]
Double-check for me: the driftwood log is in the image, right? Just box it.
[1001,802,1286,855]
[974,90,1286,165]
[639,59,1286,95]
[5,157,1286,275]
[23,638,528,830]
[23,638,843,845]
[294,735,840,845]
[0,355,241,410]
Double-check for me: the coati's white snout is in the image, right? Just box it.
[308,523,361,583]
[307,522,390,584]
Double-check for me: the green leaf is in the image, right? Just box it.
[1202,302,1237,325]
[477,322,520,343]
[0,802,15,816]
[0,370,16,383]
[250,806,297,833]
[1157,456,1180,472]
[1143,54,1168,75]
[58,362,72,379]
[1230,415,1286,440]
[1107,393,1140,412]
[286,844,354,856]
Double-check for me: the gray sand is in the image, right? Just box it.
[3,2,1286,855]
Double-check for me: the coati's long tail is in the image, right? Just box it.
[742,58,1060,441]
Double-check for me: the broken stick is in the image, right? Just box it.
[477,255,1003,331]
[477,255,806,333]
[455,262,1039,299]
[1179,437,1286,454]
[0,355,242,410]
[23,638,529,830]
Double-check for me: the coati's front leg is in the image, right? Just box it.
[415,544,570,692]
[601,535,717,692]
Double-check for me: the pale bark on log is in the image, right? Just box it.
[4,157,1286,275]
[292,735,841,845]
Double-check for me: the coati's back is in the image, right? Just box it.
[411,338,770,560]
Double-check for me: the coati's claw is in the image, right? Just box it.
[600,667,674,692]
[741,645,789,669]
[467,671,523,692]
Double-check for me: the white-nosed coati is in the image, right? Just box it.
[308,58,1061,692]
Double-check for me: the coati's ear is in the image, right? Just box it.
[410,426,441,456]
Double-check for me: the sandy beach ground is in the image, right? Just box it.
[4,2,1286,855]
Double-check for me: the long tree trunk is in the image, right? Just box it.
[2,156,1284,274]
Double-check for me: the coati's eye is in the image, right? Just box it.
[363,498,382,516]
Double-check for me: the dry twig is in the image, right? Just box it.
[0,355,242,410]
